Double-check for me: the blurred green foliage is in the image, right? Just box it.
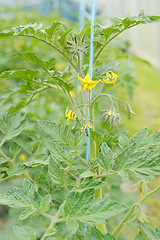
[0,5,160,240]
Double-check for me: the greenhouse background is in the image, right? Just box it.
[1,0,160,67]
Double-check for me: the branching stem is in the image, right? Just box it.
[112,186,160,237]
[40,211,65,240]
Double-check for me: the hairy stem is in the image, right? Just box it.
[40,212,65,240]
[69,145,90,169]
[93,23,139,66]
[0,134,8,148]
[90,97,107,234]
[25,35,78,72]
[112,186,160,237]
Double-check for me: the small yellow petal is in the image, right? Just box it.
[106,72,111,77]
[65,107,69,115]
[103,79,110,84]
[78,74,85,84]
[89,80,101,86]
[84,73,91,84]
[67,118,70,124]
[83,84,90,91]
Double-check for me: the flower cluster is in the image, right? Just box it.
[65,33,89,56]
[78,71,117,91]
[65,107,76,124]
[101,107,120,128]
[103,71,117,86]
[66,71,118,125]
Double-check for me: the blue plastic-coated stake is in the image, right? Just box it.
[79,0,85,28]
[86,0,96,163]
[79,0,96,235]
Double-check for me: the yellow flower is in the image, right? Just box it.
[78,73,100,91]
[106,109,118,119]
[19,153,27,162]
[78,85,82,91]
[103,71,117,86]
[69,90,76,97]
[55,63,65,71]
[65,107,76,124]
[81,123,92,132]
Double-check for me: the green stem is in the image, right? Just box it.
[93,23,139,66]
[89,93,107,234]
[112,186,160,237]
[69,145,90,169]
[0,149,11,163]
[91,93,113,107]
[40,212,63,240]
[0,134,8,148]
[95,172,117,178]
[38,211,53,220]
[112,205,137,237]
[25,35,78,72]
[72,103,90,112]
[89,104,96,158]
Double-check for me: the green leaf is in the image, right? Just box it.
[102,27,119,40]
[48,156,66,185]
[58,26,74,47]
[19,209,35,220]
[9,142,21,156]
[10,52,55,72]
[14,135,33,154]
[156,227,160,233]
[45,21,62,40]
[1,23,45,38]
[45,228,57,237]
[0,179,41,210]
[118,170,129,181]
[112,129,160,179]
[7,164,28,176]
[45,140,74,164]
[80,171,95,178]
[140,130,160,148]
[13,226,36,240]
[118,134,129,149]
[46,237,56,240]
[0,88,20,105]
[37,120,71,145]
[0,112,26,139]
[48,76,72,92]
[73,131,82,148]
[60,189,127,224]
[40,195,52,212]
[0,157,7,164]
[129,128,148,146]
[139,222,160,240]
[0,69,40,82]
[77,178,105,192]
[69,233,86,240]
[135,232,145,240]
[86,227,116,240]
[66,218,79,234]
[95,142,113,172]
[113,144,160,179]
[24,159,48,167]
[93,63,119,79]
